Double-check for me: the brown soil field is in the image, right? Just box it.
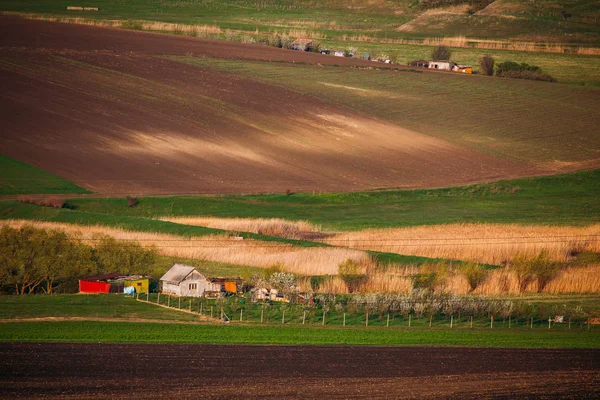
[1,343,599,399]
[0,15,549,195]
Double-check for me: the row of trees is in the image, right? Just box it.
[0,225,157,294]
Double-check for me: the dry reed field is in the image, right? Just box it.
[0,220,367,276]
[160,217,321,239]
[324,224,600,266]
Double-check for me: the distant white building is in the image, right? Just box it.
[160,264,220,297]
[429,61,453,71]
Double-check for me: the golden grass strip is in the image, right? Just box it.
[160,216,321,239]
[324,223,600,265]
[0,220,367,275]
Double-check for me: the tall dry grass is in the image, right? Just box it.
[324,223,600,265]
[0,220,365,276]
[8,13,222,36]
[160,217,321,239]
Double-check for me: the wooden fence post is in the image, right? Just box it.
[178,297,181,309]
[387,313,390,327]
[261,308,264,323]
[450,315,453,328]
[168,295,171,307]
[322,311,326,326]
[568,318,571,330]
[343,313,346,327]
[282,310,285,324]
[490,316,494,329]
[470,316,473,328]
[189,299,192,312]
[240,309,243,322]
[210,306,213,318]
[508,316,511,329]
[429,314,433,328]
[548,317,552,329]
[365,312,369,327]
[408,314,411,328]
[146,291,149,302]
[200,302,203,314]
[302,310,306,325]
[157,292,160,305]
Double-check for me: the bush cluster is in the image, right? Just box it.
[496,61,556,82]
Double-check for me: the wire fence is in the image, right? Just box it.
[135,292,597,331]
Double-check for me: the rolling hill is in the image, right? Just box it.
[1,15,599,195]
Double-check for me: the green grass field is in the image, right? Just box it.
[1,320,598,347]
[0,154,90,195]
[2,169,594,231]
[0,294,199,321]
[2,0,598,44]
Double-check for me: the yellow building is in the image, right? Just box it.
[124,279,149,294]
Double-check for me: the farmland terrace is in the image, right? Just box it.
[1,342,599,399]
[1,15,599,195]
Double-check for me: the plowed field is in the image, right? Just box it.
[1,16,597,195]
[1,343,599,399]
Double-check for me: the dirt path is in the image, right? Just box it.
[1,343,599,399]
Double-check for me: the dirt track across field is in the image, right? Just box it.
[1,343,599,399]
[0,15,547,195]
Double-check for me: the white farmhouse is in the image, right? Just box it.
[160,264,220,297]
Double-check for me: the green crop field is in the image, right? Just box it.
[1,320,598,348]
[0,294,199,321]
[0,154,90,195]
[2,0,599,44]
[3,169,595,231]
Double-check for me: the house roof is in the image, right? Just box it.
[160,264,199,283]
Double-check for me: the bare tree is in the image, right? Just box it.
[479,55,495,76]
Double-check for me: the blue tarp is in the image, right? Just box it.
[123,286,135,295]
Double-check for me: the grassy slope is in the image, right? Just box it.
[0,295,199,321]
[174,56,600,162]
[1,320,598,347]
[0,154,90,195]
[19,169,597,231]
[2,0,598,43]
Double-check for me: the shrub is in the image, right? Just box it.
[479,55,494,76]
[121,20,143,30]
[338,259,367,293]
[460,262,488,292]
[432,45,451,61]
[126,196,138,208]
[496,61,556,82]
[307,41,321,53]
[18,196,65,208]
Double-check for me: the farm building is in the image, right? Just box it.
[333,50,345,57]
[452,64,473,74]
[409,60,430,68]
[291,38,313,51]
[429,61,453,71]
[209,277,243,294]
[160,264,220,297]
[79,274,149,294]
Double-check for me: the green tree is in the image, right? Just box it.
[432,45,451,61]
[93,235,157,275]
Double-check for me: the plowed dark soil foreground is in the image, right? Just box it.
[1,343,599,399]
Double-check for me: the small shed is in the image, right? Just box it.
[292,38,313,51]
[124,278,149,294]
[409,60,430,68]
[452,64,473,74]
[333,50,345,57]
[160,264,220,297]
